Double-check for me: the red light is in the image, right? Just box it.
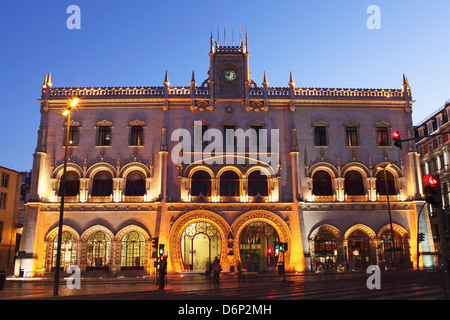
[423,174,438,186]
[267,248,273,255]
[392,131,400,138]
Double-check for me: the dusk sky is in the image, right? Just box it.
[1,0,449,172]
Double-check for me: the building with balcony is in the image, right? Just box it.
[17,35,433,277]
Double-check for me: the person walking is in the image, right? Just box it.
[213,257,222,284]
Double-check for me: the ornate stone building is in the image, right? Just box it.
[18,35,434,277]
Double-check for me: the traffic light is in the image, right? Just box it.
[267,247,273,256]
[159,244,165,256]
[163,251,168,259]
[418,233,425,243]
[152,237,159,249]
[392,131,402,149]
[279,242,288,252]
[423,174,442,206]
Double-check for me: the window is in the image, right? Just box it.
[191,170,212,196]
[91,171,113,196]
[250,125,264,147]
[86,231,111,269]
[344,170,365,195]
[130,126,143,146]
[376,127,389,146]
[64,126,79,146]
[346,126,358,146]
[1,173,9,188]
[121,231,145,269]
[58,172,80,197]
[312,170,333,196]
[52,231,78,269]
[223,125,236,148]
[376,170,396,195]
[220,171,240,196]
[125,171,146,196]
[98,126,112,146]
[248,171,268,196]
[0,192,6,209]
[314,126,327,146]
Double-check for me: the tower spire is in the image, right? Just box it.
[164,70,169,85]
[289,71,295,86]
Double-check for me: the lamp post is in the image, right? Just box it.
[53,98,79,296]
[376,162,397,267]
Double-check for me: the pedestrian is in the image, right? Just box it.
[159,256,167,289]
[213,257,222,284]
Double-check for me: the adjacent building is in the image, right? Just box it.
[17,35,433,277]
[414,101,450,263]
[0,166,22,274]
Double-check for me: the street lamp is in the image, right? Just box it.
[53,97,79,296]
[376,162,397,267]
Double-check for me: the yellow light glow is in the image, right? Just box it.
[61,109,70,116]
[70,98,80,107]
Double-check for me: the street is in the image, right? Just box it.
[0,269,448,301]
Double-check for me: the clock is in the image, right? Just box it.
[221,68,237,82]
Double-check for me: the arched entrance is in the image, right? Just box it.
[231,210,291,271]
[181,222,221,272]
[169,210,230,273]
[238,221,279,272]
[347,230,371,269]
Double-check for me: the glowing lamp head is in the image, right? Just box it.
[392,131,400,139]
[70,98,80,107]
[423,174,438,186]
[267,248,273,255]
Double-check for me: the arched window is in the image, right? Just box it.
[52,231,78,269]
[86,231,111,269]
[220,171,240,196]
[248,171,268,196]
[191,170,212,196]
[344,170,365,196]
[121,231,145,269]
[376,170,396,195]
[125,171,146,196]
[59,171,80,197]
[347,230,371,269]
[312,170,333,196]
[379,230,408,266]
[91,171,113,196]
[314,229,338,265]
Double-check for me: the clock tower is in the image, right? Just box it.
[207,32,251,103]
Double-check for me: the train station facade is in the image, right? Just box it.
[17,35,435,277]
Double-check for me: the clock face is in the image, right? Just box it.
[221,68,237,82]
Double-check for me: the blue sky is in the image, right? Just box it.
[1,0,449,171]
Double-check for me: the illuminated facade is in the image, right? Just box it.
[18,36,435,277]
